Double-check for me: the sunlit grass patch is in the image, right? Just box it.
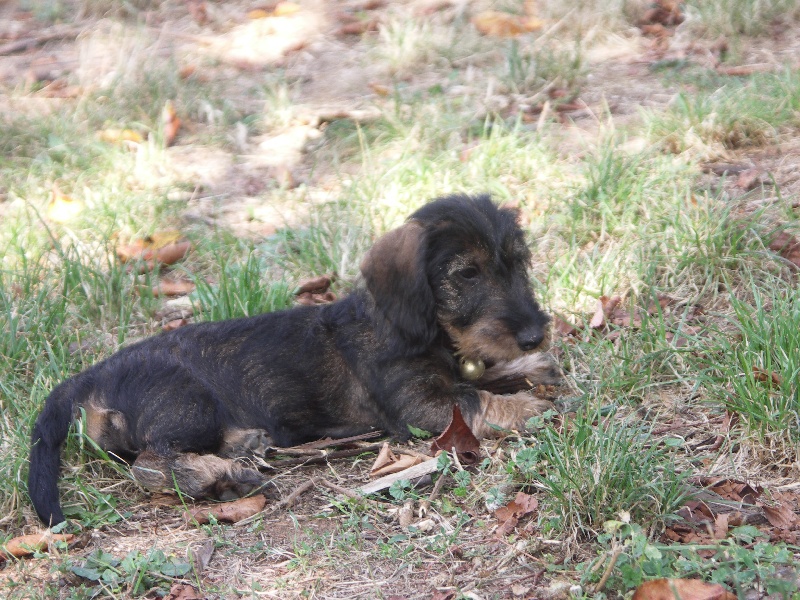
[700,279,800,454]
[646,69,800,158]
[684,0,800,37]
[511,409,689,540]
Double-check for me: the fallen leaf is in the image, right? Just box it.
[186,0,208,25]
[736,168,764,190]
[430,405,481,465]
[274,1,301,16]
[152,279,196,297]
[116,233,191,272]
[398,499,414,528]
[495,491,539,537]
[295,275,333,295]
[590,295,621,329]
[165,583,205,600]
[162,100,181,147]
[162,318,190,332]
[185,495,267,524]
[97,128,144,144]
[47,186,84,223]
[639,0,684,27]
[188,539,214,574]
[295,291,337,305]
[369,82,391,96]
[752,366,782,387]
[372,454,422,478]
[712,513,729,539]
[632,578,736,600]
[762,502,796,529]
[768,231,800,269]
[552,313,578,337]
[471,11,543,37]
[2,533,74,559]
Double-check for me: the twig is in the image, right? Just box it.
[266,443,383,468]
[276,477,320,509]
[592,547,621,595]
[357,458,440,495]
[293,431,383,450]
[0,25,85,56]
[428,468,450,502]
[317,479,363,501]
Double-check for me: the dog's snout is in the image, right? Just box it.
[516,328,544,352]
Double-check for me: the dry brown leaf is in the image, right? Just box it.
[162,100,181,147]
[152,279,196,297]
[762,502,796,529]
[736,168,764,190]
[116,233,191,272]
[186,0,208,25]
[97,128,144,144]
[295,291,337,305]
[163,318,190,332]
[768,231,800,269]
[2,533,74,559]
[369,443,424,477]
[712,513,729,539]
[752,366,782,387]
[632,578,735,600]
[274,1,301,15]
[552,313,578,337]
[471,11,543,37]
[430,405,481,465]
[47,186,84,223]
[495,491,538,537]
[186,495,267,524]
[165,583,205,600]
[590,295,621,329]
[295,275,332,295]
[369,82,391,96]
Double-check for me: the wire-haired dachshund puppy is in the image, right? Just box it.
[28,194,562,526]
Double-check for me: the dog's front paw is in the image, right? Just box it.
[472,390,554,438]
[478,352,564,394]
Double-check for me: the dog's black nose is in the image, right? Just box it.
[516,329,544,351]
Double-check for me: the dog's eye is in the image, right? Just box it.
[456,266,479,280]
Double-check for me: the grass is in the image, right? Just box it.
[646,69,800,158]
[2,1,800,598]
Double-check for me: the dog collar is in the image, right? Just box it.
[459,356,485,380]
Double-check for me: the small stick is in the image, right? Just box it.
[593,547,621,595]
[267,443,384,468]
[317,479,363,501]
[428,468,450,503]
[293,431,383,450]
[0,26,85,56]
[276,477,319,509]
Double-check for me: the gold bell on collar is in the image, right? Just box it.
[459,356,485,381]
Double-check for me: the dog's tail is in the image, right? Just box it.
[28,377,84,526]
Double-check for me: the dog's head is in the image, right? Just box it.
[360,194,550,362]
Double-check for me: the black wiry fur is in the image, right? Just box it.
[28,194,561,526]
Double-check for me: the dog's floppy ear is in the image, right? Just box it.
[360,222,437,353]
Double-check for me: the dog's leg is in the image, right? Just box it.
[468,390,554,438]
[132,450,267,501]
[219,428,274,459]
[480,352,563,392]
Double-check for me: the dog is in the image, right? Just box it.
[28,194,562,526]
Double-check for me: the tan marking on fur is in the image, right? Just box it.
[132,451,264,499]
[220,428,272,457]
[469,390,554,438]
[480,352,563,386]
[446,319,554,364]
[360,222,424,287]
[83,402,127,445]
[445,318,524,363]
